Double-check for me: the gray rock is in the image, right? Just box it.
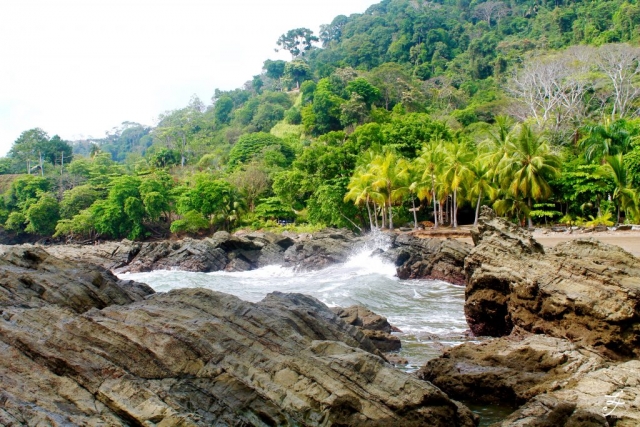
[465,207,640,359]
[0,248,479,426]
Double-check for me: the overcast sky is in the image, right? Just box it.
[0,0,378,156]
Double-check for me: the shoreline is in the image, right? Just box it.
[409,226,640,257]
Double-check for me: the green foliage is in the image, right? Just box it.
[307,181,358,229]
[254,197,295,221]
[59,184,100,219]
[227,133,293,168]
[586,211,615,227]
[5,175,50,208]
[5,212,27,234]
[170,210,210,234]
[24,193,60,235]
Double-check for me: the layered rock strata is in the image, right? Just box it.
[465,207,640,360]
[381,232,471,284]
[0,246,478,426]
[332,305,402,352]
[419,331,640,426]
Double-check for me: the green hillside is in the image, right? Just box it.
[3,0,640,239]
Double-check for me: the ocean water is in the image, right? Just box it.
[119,243,512,425]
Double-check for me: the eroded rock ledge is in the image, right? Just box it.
[0,246,478,426]
[465,206,640,360]
[423,206,640,426]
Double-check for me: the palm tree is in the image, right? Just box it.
[579,119,633,164]
[369,149,406,230]
[396,158,424,229]
[498,124,561,228]
[442,138,474,228]
[466,158,497,226]
[416,140,446,228]
[344,166,376,229]
[480,115,514,170]
[600,154,638,224]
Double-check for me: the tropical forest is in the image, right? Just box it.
[3,0,640,241]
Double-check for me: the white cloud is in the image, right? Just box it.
[0,0,378,156]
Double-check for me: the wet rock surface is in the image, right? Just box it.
[332,305,402,352]
[381,232,471,285]
[464,206,640,360]
[0,246,478,427]
[282,228,364,271]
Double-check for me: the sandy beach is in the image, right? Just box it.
[413,227,640,257]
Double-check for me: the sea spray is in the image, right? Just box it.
[119,247,470,369]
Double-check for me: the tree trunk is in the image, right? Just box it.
[527,197,533,228]
[366,197,374,230]
[474,191,483,226]
[388,199,394,230]
[412,197,418,229]
[453,189,458,228]
[373,202,379,228]
[432,189,438,228]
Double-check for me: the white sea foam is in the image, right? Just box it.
[117,246,470,367]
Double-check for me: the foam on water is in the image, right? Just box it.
[119,245,469,368]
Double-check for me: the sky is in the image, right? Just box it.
[0,0,379,156]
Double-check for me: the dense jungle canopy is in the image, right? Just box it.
[4,0,640,240]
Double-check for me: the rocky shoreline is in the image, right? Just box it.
[1,209,639,426]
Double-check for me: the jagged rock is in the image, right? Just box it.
[119,238,229,273]
[0,246,153,311]
[493,360,640,426]
[283,228,364,271]
[420,329,640,426]
[332,305,402,352]
[465,207,640,359]
[418,331,606,407]
[382,233,471,284]
[0,248,478,426]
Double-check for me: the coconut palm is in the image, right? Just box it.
[498,124,561,228]
[466,158,497,226]
[396,158,425,229]
[369,149,406,230]
[344,166,377,230]
[416,140,446,228]
[579,119,634,164]
[442,138,474,228]
[600,154,638,224]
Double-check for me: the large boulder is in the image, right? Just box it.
[0,248,478,426]
[0,245,153,311]
[382,233,471,284]
[420,331,640,427]
[283,228,364,271]
[418,330,606,407]
[465,207,640,359]
[332,305,402,352]
[493,359,640,426]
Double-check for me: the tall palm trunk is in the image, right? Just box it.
[411,197,418,229]
[474,191,483,226]
[452,189,458,228]
[387,183,394,230]
[432,189,439,228]
[527,197,533,228]
[365,196,374,230]
[373,202,379,228]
